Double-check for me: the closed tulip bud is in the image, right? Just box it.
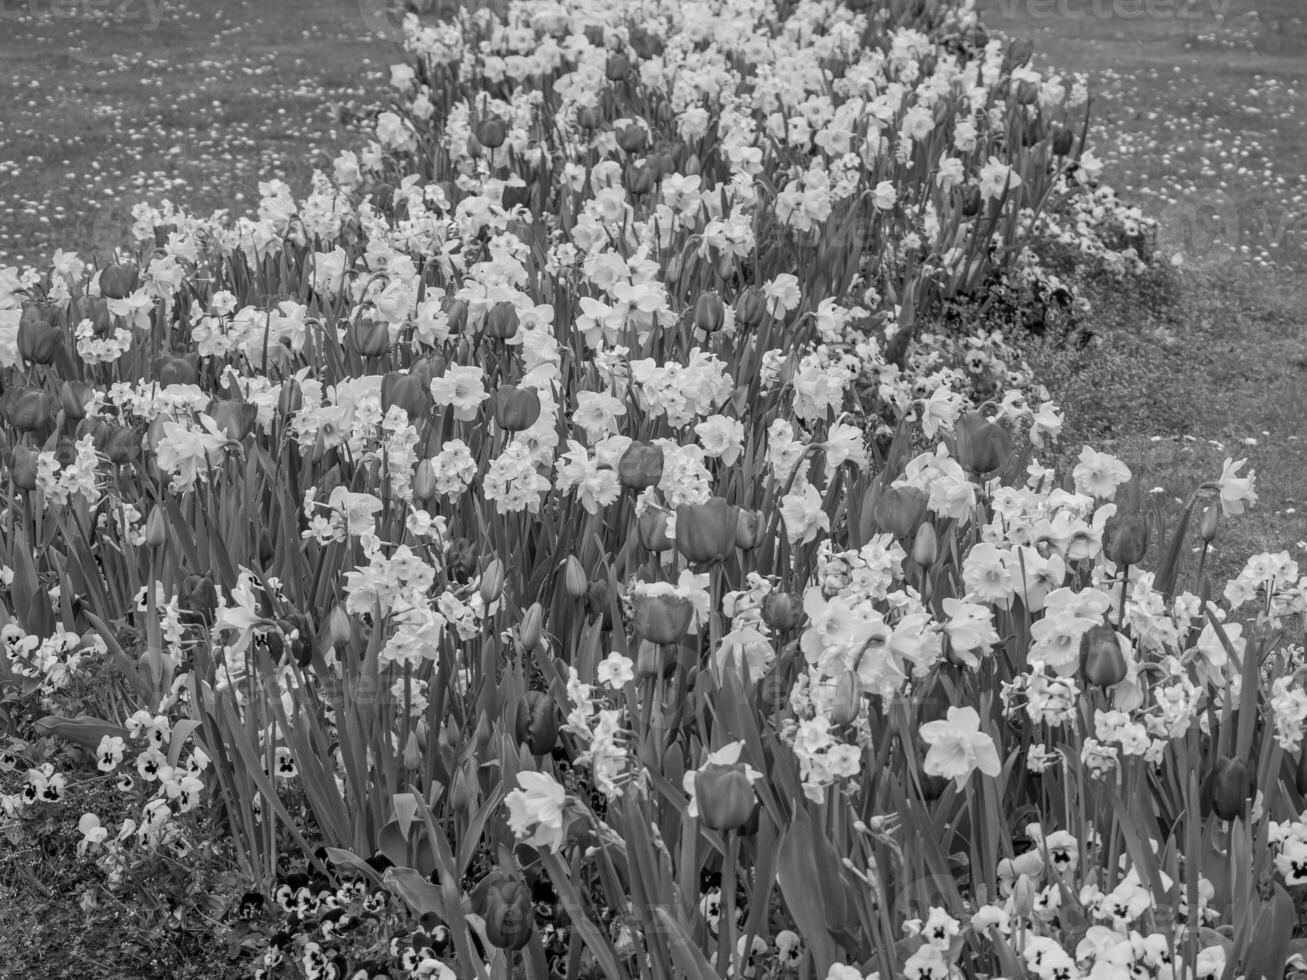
[381,372,430,420]
[585,579,615,630]
[637,507,673,551]
[402,731,422,771]
[444,297,468,335]
[277,379,303,418]
[734,508,766,550]
[1198,502,1220,544]
[491,385,541,431]
[562,556,587,598]
[1051,126,1074,156]
[1079,623,1127,688]
[625,163,654,197]
[683,153,701,176]
[156,353,199,387]
[144,507,167,549]
[209,399,257,440]
[1012,874,1038,917]
[86,295,114,336]
[182,573,218,617]
[471,870,533,951]
[1204,757,1251,821]
[577,105,601,130]
[675,497,738,564]
[10,445,39,492]
[445,537,478,583]
[1015,79,1040,105]
[618,441,664,491]
[955,412,1012,474]
[350,317,391,358]
[912,523,938,567]
[413,458,438,501]
[605,52,631,81]
[326,605,353,653]
[105,426,141,465]
[872,485,929,538]
[694,292,726,333]
[616,122,647,154]
[761,592,804,632]
[1102,512,1149,566]
[518,602,544,651]
[479,558,505,605]
[485,301,520,340]
[59,380,93,421]
[695,761,757,831]
[475,117,507,150]
[632,588,694,645]
[18,308,61,365]
[960,185,982,217]
[449,758,477,814]
[99,262,139,299]
[514,690,559,755]
[733,286,766,328]
[828,669,862,727]
[6,389,55,434]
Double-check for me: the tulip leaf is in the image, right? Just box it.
[652,906,718,980]
[34,714,128,751]
[777,811,839,973]
[1242,885,1293,980]
[385,866,444,917]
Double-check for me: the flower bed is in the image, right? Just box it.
[2,0,1304,978]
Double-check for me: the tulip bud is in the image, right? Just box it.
[1079,623,1127,688]
[381,372,430,420]
[761,592,804,633]
[518,602,544,651]
[625,163,654,197]
[605,52,630,81]
[445,537,478,583]
[872,485,929,539]
[577,105,601,130]
[616,121,647,154]
[632,588,693,645]
[960,185,982,217]
[144,507,167,549]
[18,307,61,365]
[1204,756,1251,822]
[585,579,615,630]
[675,497,738,564]
[694,292,726,333]
[475,117,507,150]
[695,760,757,831]
[1051,126,1074,157]
[514,690,559,755]
[1101,512,1149,567]
[5,389,55,435]
[104,426,141,465]
[912,523,938,567]
[471,870,533,950]
[479,558,505,605]
[485,301,520,340]
[182,573,218,617]
[350,317,391,357]
[449,758,477,814]
[1015,79,1040,105]
[828,669,862,727]
[99,262,139,299]
[276,378,303,419]
[59,380,93,421]
[734,508,766,550]
[618,441,664,491]
[955,412,1012,474]
[636,508,673,552]
[1012,874,1038,917]
[325,605,353,654]
[413,459,438,501]
[156,353,199,387]
[562,556,588,598]
[444,298,468,335]
[1198,502,1220,544]
[209,399,257,440]
[733,286,766,328]
[491,385,541,432]
[10,445,39,492]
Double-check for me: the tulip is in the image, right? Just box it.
[181,573,218,618]
[605,52,630,81]
[761,592,804,633]
[828,669,862,726]
[402,731,422,772]
[585,579,615,630]
[413,459,438,501]
[561,556,587,598]
[625,163,654,197]
[444,297,468,335]
[490,385,541,432]
[695,761,757,831]
[734,508,766,550]
[143,507,167,549]
[59,380,93,421]
[6,389,55,434]
[618,441,664,491]
[156,353,199,386]
[18,308,61,365]
[1101,513,1149,567]
[1015,79,1040,105]
[209,400,257,440]
[445,537,478,583]
[960,185,982,218]
[577,105,601,130]
[10,445,39,492]
[1051,126,1074,157]
[471,870,533,950]
[518,602,544,651]
[381,372,430,420]
[86,295,114,336]
[99,262,139,299]
[694,292,725,333]
[1203,757,1251,821]
[1198,502,1220,544]
[514,690,559,755]
[1012,875,1038,917]
[104,426,141,465]
[637,508,673,551]
[479,558,505,605]
[632,589,693,645]
[872,485,928,538]
[277,379,303,418]
[325,605,353,653]
[485,301,520,340]
[955,412,1012,474]
[675,497,738,564]
[1079,623,1127,688]
[733,286,766,327]
[370,183,395,213]
[616,121,647,153]
[475,117,507,149]
[912,524,938,567]
[350,317,391,357]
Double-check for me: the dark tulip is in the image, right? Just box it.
[733,286,766,328]
[695,760,757,831]
[616,122,647,154]
[18,306,61,365]
[105,426,141,465]
[485,301,520,340]
[1102,513,1149,567]
[618,441,663,491]
[471,870,533,950]
[734,508,766,550]
[1079,623,1127,688]
[6,389,55,434]
[99,262,139,299]
[872,485,929,538]
[577,105,601,130]
[761,592,804,633]
[381,372,430,420]
[445,537,478,583]
[59,380,94,421]
[182,573,218,617]
[960,185,982,217]
[491,386,541,432]
[10,445,38,491]
[632,590,693,645]
[605,53,630,81]
[514,690,560,755]
[636,508,673,551]
[209,400,257,440]
[675,498,738,564]
[585,579,614,630]
[1051,126,1074,157]
[1204,757,1251,822]
[156,353,199,387]
[1198,502,1220,544]
[350,318,391,357]
[694,292,725,333]
[444,297,468,335]
[475,117,507,150]
[625,164,654,197]
[955,411,1012,474]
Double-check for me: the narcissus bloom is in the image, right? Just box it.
[920,706,1001,788]
[1216,457,1257,515]
[504,770,567,851]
